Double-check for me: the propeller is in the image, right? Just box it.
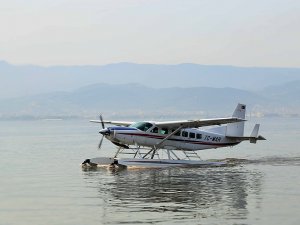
[98,114,105,150]
[98,135,104,149]
[97,114,123,150]
[99,114,105,129]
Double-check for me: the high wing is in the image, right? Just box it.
[89,120,133,126]
[90,117,245,128]
[154,117,245,129]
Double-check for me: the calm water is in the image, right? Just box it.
[0,118,300,225]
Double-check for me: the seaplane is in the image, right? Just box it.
[82,104,266,168]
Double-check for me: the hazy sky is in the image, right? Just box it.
[1,0,300,67]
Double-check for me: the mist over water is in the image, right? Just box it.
[0,118,300,225]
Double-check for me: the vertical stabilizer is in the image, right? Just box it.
[226,104,246,137]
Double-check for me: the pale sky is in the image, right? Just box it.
[1,0,300,67]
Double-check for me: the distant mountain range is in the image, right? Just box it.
[1,60,300,99]
[1,81,300,120]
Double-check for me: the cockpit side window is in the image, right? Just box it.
[150,127,158,133]
[142,123,153,132]
[129,122,153,132]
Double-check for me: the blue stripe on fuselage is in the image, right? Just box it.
[109,127,137,131]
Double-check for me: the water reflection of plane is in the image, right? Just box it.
[82,166,263,224]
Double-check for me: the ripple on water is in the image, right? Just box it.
[81,164,264,224]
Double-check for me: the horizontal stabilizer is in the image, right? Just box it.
[226,135,266,143]
[226,124,266,144]
[250,135,266,143]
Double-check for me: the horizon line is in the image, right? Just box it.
[1,60,300,70]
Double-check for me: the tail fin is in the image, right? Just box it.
[226,103,246,137]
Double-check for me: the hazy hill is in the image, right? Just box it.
[1,60,300,99]
[261,80,300,105]
[1,82,299,119]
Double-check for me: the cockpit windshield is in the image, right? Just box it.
[129,122,153,132]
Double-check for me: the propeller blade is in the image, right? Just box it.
[98,135,104,150]
[99,114,105,129]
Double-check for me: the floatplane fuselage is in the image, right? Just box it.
[104,124,239,151]
[83,104,265,168]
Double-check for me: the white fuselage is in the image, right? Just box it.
[105,124,240,151]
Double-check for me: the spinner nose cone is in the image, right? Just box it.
[99,128,110,135]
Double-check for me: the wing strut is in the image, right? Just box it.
[150,125,183,159]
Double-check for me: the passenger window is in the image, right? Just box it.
[182,131,188,137]
[160,128,168,135]
[150,127,158,133]
[189,132,195,138]
[196,133,202,139]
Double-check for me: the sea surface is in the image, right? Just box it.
[0,118,300,225]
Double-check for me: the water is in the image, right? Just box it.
[0,118,300,225]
